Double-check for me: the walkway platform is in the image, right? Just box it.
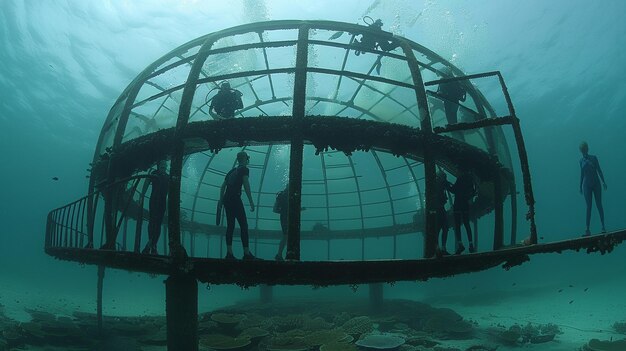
[45,229,626,287]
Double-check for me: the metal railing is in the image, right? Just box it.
[46,175,156,252]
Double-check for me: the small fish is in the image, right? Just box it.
[584,288,588,292]
[569,284,574,288]
[471,286,477,290]
[569,300,574,304]
[558,289,563,293]
[328,31,344,40]
[52,177,59,181]
[512,283,516,286]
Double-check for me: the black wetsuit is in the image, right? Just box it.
[275,190,289,235]
[580,154,605,230]
[223,166,250,247]
[147,169,168,253]
[210,88,243,118]
[450,173,475,246]
[438,80,466,125]
[435,176,451,247]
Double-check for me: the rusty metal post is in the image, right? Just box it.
[97,265,105,334]
[493,173,504,250]
[165,274,198,351]
[170,36,217,260]
[286,25,309,261]
[497,73,537,244]
[369,283,384,314]
[398,39,437,258]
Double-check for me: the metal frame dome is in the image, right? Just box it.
[82,20,533,263]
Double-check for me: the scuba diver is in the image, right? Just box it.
[435,170,453,256]
[449,168,477,254]
[579,141,607,236]
[437,67,467,126]
[142,160,169,255]
[219,151,256,260]
[208,81,243,119]
[353,17,399,56]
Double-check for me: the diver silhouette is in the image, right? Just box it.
[353,17,399,56]
[209,81,243,119]
[142,160,169,255]
[219,151,256,260]
[579,141,607,236]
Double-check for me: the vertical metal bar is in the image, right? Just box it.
[63,207,71,247]
[169,35,217,261]
[258,32,277,99]
[285,25,309,261]
[53,209,60,247]
[319,153,332,230]
[497,72,537,243]
[69,203,77,248]
[347,155,367,260]
[135,181,150,253]
[122,218,128,251]
[97,265,105,334]
[371,151,397,227]
[78,198,86,248]
[397,39,437,258]
[510,183,518,245]
[493,173,504,250]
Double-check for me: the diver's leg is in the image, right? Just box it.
[583,185,593,235]
[453,210,464,254]
[593,185,605,231]
[224,200,236,256]
[463,210,475,252]
[233,199,252,256]
[444,101,458,125]
[276,215,287,260]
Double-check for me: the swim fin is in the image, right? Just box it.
[216,201,223,225]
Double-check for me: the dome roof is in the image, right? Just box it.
[91,20,515,251]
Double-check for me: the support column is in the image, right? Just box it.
[493,173,504,250]
[286,25,309,261]
[369,283,384,314]
[166,274,198,351]
[398,39,437,258]
[97,265,105,334]
[260,285,273,303]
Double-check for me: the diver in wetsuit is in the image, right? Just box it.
[353,18,399,56]
[142,160,169,255]
[579,141,607,236]
[437,68,467,126]
[273,184,306,261]
[219,151,256,260]
[209,81,243,119]
[435,171,453,256]
[450,169,476,254]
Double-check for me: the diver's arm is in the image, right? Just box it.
[243,175,255,212]
[219,181,226,202]
[579,161,584,194]
[594,156,607,189]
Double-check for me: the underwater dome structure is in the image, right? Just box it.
[44,20,626,351]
